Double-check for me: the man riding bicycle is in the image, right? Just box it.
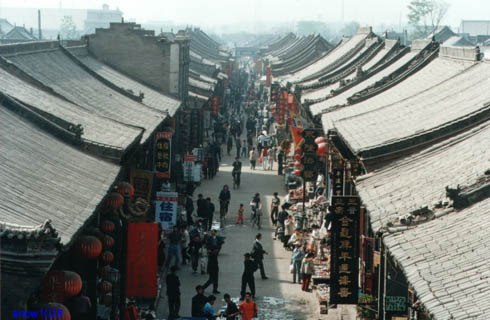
[219,185,231,216]
[232,157,242,188]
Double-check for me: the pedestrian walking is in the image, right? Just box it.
[202,249,220,294]
[241,253,258,300]
[227,135,233,156]
[206,197,215,231]
[236,138,242,159]
[239,293,258,320]
[191,285,207,317]
[251,233,268,279]
[236,204,244,224]
[202,295,217,320]
[283,215,295,249]
[241,139,248,158]
[277,149,284,175]
[301,252,315,291]
[197,194,207,223]
[185,193,194,226]
[166,226,181,268]
[261,147,268,170]
[268,147,275,170]
[249,147,257,170]
[180,226,190,265]
[189,233,202,273]
[291,242,305,283]
[270,192,280,226]
[223,294,240,320]
[218,185,231,216]
[165,266,180,319]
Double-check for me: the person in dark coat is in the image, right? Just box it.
[240,253,258,300]
[236,138,242,159]
[197,194,208,227]
[251,233,268,279]
[227,135,233,156]
[218,185,231,215]
[186,194,194,226]
[277,150,284,175]
[191,285,208,317]
[206,198,215,231]
[202,249,220,294]
[165,266,180,319]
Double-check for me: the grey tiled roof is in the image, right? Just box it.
[385,196,490,320]
[279,32,369,83]
[310,51,417,115]
[0,104,120,245]
[356,122,490,234]
[68,46,181,116]
[4,48,166,142]
[189,76,214,92]
[321,57,475,131]
[334,60,490,156]
[189,90,208,102]
[0,67,142,150]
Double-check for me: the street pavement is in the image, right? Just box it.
[156,145,357,320]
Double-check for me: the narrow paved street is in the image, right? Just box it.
[156,145,356,320]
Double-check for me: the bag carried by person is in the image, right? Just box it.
[258,156,262,164]
[289,263,294,274]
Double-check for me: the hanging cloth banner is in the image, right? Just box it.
[154,131,173,179]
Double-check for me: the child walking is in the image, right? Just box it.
[236,204,244,224]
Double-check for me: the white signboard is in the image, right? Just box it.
[193,163,202,183]
[155,192,178,231]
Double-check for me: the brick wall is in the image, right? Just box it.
[87,23,185,98]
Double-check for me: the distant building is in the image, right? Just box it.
[460,20,490,36]
[0,26,37,44]
[83,4,123,35]
[0,18,14,37]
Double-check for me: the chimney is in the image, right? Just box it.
[38,9,42,40]
[30,27,33,36]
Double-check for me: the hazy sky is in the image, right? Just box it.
[1,0,489,29]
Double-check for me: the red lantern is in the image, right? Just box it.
[294,169,302,176]
[99,265,111,280]
[316,143,328,155]
[63,271,82,297]
[98,280,112,294]
[101,220,115,233]
[315,136,326,144]
[74,236,102,259]
[293,153,302,161]
[101,251,114,265]
[106,192,124,210]
[294,161,303,168]
[41,303,70,320]
[116,182,134,198]
[102,235,115,249]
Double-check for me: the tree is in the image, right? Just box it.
[59,15,79,40]
[407,0,449,39]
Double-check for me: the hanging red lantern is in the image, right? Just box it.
[97,280,112,294]
[102,235,115,249]
[294,169,302,176]
[116,182,134,198]
[315,136,326,144]
[294,161,303,168]
[316,143,328,155]
[63,271,82,297]
[106,192,124,210]
[101,251,114,265]
[293,153,302,161]
[101,220,115,233]
[99,265,111,280]
[41,303,70,320]
[74,236,102,259]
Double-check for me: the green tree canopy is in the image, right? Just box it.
[59,15,79,40]
[407,0,449,39]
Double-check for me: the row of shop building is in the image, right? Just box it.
[0,22,237,319]
[255,26,490,319]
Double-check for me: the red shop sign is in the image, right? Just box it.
[126,223,158,298]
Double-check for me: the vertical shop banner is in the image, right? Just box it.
[265,66,271,87]
[155,191,178,231]
[130,169,154,203]
[126,223,158,298]
[212,96,220,116]
[40,271,65,303]
[332,166,344,196]
[183,154,196,182]
[190,109,201,147]
[330,196,360,305]
[301,128,318,182]
[154,132,172,179]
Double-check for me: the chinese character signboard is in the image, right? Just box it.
[155,191,178,231]
[154,132,172,179]
[212,96,220,116]
[330,196,360,304]
[130,169,153,203]
[190,109,201,148]
[301,129,318,182]
[183,154,196,182]
[40,271,65,303]
[332,167,344,196]
[126,223,158,298]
